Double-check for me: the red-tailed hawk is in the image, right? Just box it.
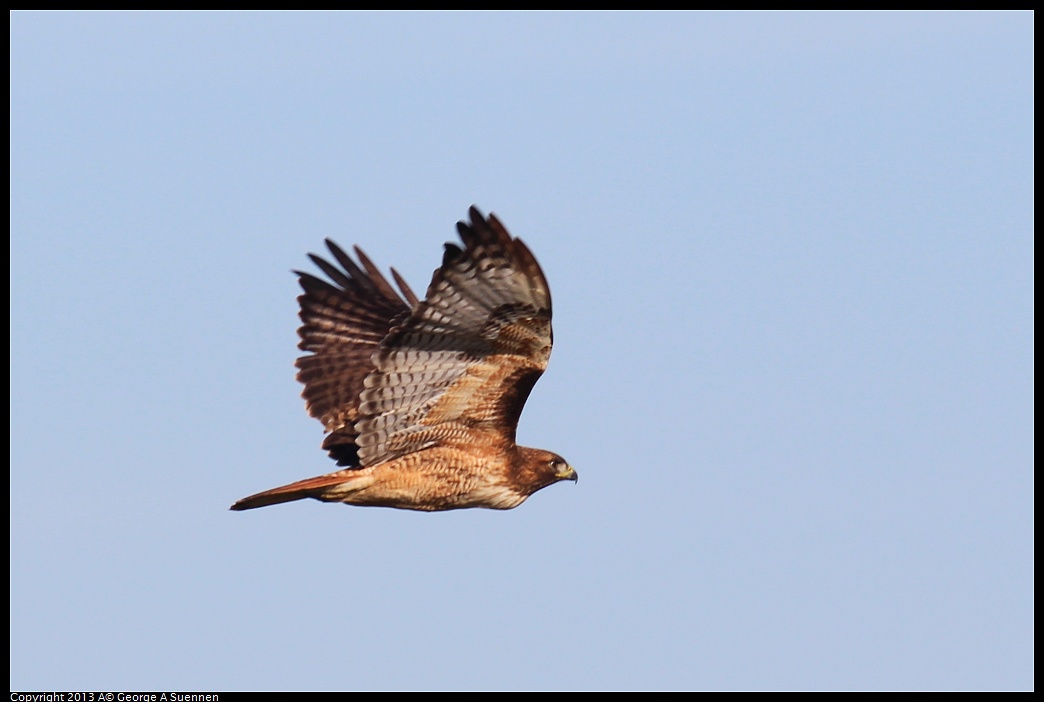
[231,206,575,512]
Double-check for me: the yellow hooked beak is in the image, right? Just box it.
[557,464,578,483]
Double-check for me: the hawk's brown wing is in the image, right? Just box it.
[354,206,553,467]
[294,241,416,466]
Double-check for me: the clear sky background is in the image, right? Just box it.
[10,12,1033,691]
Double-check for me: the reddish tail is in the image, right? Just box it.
[230,470,361,511]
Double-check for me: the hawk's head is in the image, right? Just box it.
[515,447,577,496]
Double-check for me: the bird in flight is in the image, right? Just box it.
[231,206,575,512]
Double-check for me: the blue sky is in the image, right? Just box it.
[10,11,1033,691]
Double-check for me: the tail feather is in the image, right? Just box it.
[230,470,364,511]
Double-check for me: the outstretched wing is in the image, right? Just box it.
[354,206,553,467]
[295,240,418,466]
